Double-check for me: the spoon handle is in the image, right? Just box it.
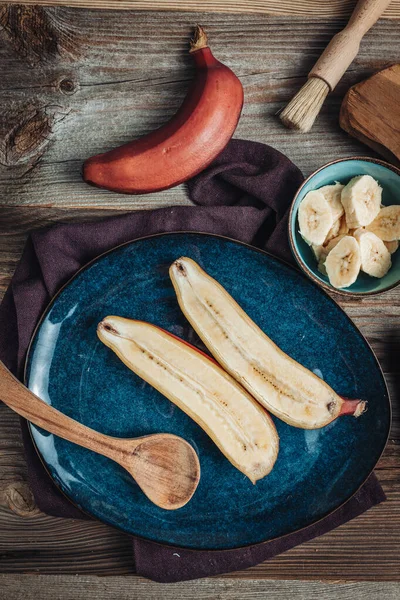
[0,361,130,463]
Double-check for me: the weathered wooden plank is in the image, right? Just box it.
[1,7,399,582]
[1,575,400,599]
[0,8,399,209]
[3,0,400,20]
[0,451,398,580]
[0,487,398,577]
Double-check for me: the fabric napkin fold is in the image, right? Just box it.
[0,139,385,582]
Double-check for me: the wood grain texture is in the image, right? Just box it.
[1,575,400,599]
[0,4,79,63]
[1,8,400,209]
[3,0,400,19]
[0,5,399,581]
[340,64,400,164]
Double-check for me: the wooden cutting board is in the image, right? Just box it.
[340,64,400,166]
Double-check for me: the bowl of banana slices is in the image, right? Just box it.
[289,157,400,296]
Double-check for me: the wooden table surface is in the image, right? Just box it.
[0,5,399,597]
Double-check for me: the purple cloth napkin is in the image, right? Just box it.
[0,139,385,582]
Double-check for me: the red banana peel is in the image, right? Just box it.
[98,316,279,482]
[83,26,244,194]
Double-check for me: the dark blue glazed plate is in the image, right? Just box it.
[25,233,390,550]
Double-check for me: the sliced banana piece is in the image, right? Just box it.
[352,227,366,237]
[366,205,400,241]
[356,231,392,278]
[298,190,333,246]
[316,246,329,275]
[325,216,342,244]
[338,214,349,235]
[384,240,399,254]
[318,259,327,276]
[318,182,344,221]
[317,235,346,277]
[311,244,325,261]
[325,236,361,289]
[341,175,382,228]
[325,234,348,254]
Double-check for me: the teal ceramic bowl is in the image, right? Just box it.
[289,157,400,296]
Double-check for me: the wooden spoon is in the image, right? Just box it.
[0,361,200,510]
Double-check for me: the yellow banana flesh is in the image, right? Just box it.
[170,257,366,429]
[98,316,279,483]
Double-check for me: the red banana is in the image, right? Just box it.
[83,26,244,194]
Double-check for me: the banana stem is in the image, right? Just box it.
[339,397,367,417]
[190,25,208,53]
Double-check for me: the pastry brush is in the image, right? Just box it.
[280,0,392,133]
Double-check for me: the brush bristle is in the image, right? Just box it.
[280,78,330,133]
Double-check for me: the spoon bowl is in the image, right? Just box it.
[125,434,200,509]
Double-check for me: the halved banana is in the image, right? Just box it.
[355,231,392,278]
[366,205,400,241]
[341,175,382,228]
[298,190,333,246]
[384,240,399,254]
[317,182,344,221]
[170,257,366,429]
[98,316,279,483]
[325,236,361,289]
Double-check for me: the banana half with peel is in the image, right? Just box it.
[98,317,279,483]
[170,257,366,429]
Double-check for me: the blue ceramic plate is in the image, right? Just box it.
[289,157,400,297]
[25,233,390,550]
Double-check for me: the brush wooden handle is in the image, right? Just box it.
[0,361,131,462]
[309,0,392,90]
